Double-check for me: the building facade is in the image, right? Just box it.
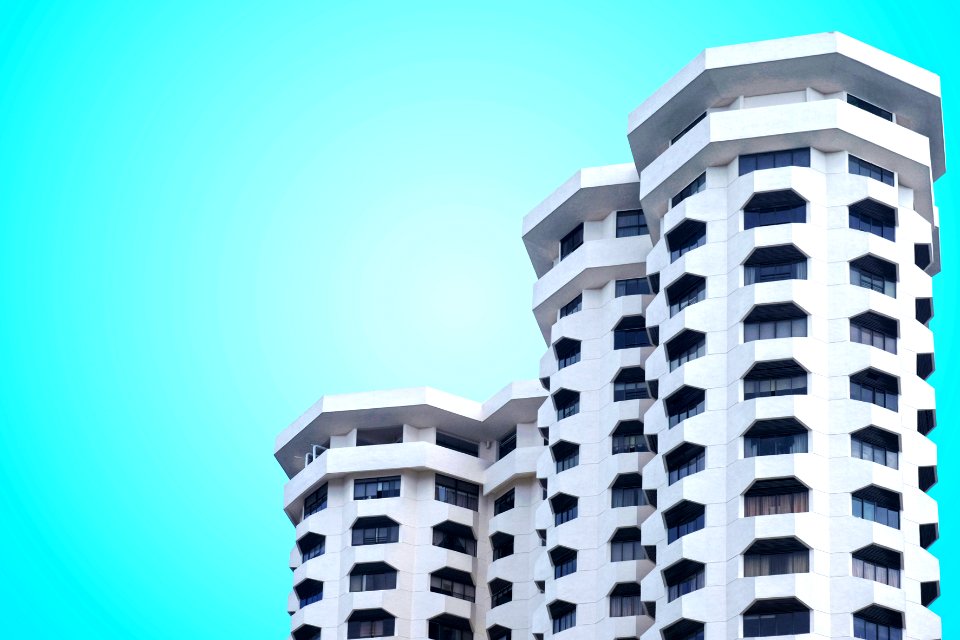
[275,33,945,640]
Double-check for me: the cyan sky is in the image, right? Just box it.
[0,1,955,637]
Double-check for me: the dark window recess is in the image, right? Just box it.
[918,409,936,436]
[919,465,938,492]
[850,254,897,297]
[745,418,808,458]
[662,619,705,640]
[667,330,706,371]
[347,610,395,639]
[849,199,896,240]
[554,338,581,370]
[614,367,649,401]
[615,277,651,297]
[743,599,810,637]
[614,316,651,349]
[432,521,476,556]
[497,429,517,459]
[295,579,324,608]
[549,600,576,633]
[293,625,323,640]
[559,224,583,261]
[672,172,707,207]
[744,538,809,576]
[539,478,547,500]
[665,559,705,602]
[559,294,582,318]
[666,386,706,428]
[552,441,579,473]
[851,426,899,469]
[616,209,648,237]
[852,485,901,529]
[350,562,398,592]
[648,379,659,401]
[921,581,940,607]
[352,516,399,546]
[744,478,809,516]
[435,474,480,511]
[612,473,647,508]
[916,297,933,325]
[356,426,403,446]
[915,243,932,269]
[744,303,807,341]
[491,532,515,561]
[850,368,899,410]
[920,523,938,549]
[539,377,550,391]
[610,527,646,562]
[744,359,807,400]
[535,581,545,593]
[612,420,649,454]
[298,533,326,562]
[552,493,578,526]
[665,501,705,543]
[850,154,895,186]
[745,245,807,284]
[610,582,645,616]
[553,389,580,420]
[743,190,806,229]
[667,274,706,316]
[428,614,472,640]
[493,489,515,515]
[429,567,475,602]
[667,219,706,262]
[354,476,400,500]
[666,443,705,485]
[537,529,547,547]
[488,625,511,640]
[739,148,811,176]
[436,432,479,457]
[852,544,901,587]
[303,484,328,520]
[848,94,894,121]
[853,605,903,640]
[671,112,706,144]
[551,546,577,578]
[648,272,660,294]
[850,311,897,353]
[917,353,935,380]
[489,578,512,608]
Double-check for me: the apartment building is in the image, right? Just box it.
[275,32,945,640]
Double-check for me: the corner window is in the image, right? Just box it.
[615,277,650,297]
[549,601,576,634]
[489,578,513,608]
[853,606,904,640]
[611,473,646,508]
[665,560,705,602]
[559,224,584,261]
[553,389,580,421]
[551,546,577,578]
[428,615,472,640]
[436,432,479,457]
[666,386,705,428]
[295,579,323,608]
[667,330,706,371]
[665,501,705,543]
[852,545,901,587]
[302,484,328,520]
[555,338,581,370]
[297,532,325,562]
[616,209,648,237]
[559,294,582,318]
[666,443,705,485]
[434,474,480,511]
[848,94,894,121]
[672,172,706,207]
[667,274,706,316]
[610,527,645,562]
[497,429,517,459]
[552,441,579,473]
[551,493,578,526]
[493,488,515,515]
[667,219,706,262]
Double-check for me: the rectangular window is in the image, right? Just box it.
[669,335,705,372]
[850,201,896,240]
[616,209,648,237]
[555,450,578,473]
[848,94,894,121]
[353,476,401,500]
[559,294,582,318]
[612,486,647,508]
[851,381,898,410]
[432,527,476,556]
[667,389,705,428]
[745,491,808,516]
[350,569,398,592]
[436,432,479,457]
[554,498,578,526]
[553,551,577,578]
[851,437,898,469]
[745,260,806,284]
[615,277,651,297]
[491,534,514,560]
[297,581,323,607]
[298,534,325,562]
[434,475,480,511]
[854,618,902,640]
[302,484,328,520]
[555,393,579,420]
[853,497,900,528]
[739,148,811,176]
[490,581,513,607]
[744,374,807,400]
[745,432,807,457]
[552,608,576,634]
[849,154,895,186]
[614,316,650,349]
[429,574,475,602]
[610,592,645,616]
[611,530,645,562]
[497,430,517,459]
[668,223,706,262]
[853,556,900,587]
[745,317,806,341]
[348,618,395,639]
[669,281,706,316]
[744,612,809,637]
[744,200,806,229]
[667,511,704,543]
[672,172,707,208]
[559,224,584,260]
[555,340,581,369]
[614,381,649,401]
[850,316,896,353]
[612,432,648,455]
[668,449,705,485]
[671,112,706,144]
[850,265,896,296]
[667,570,705,602]
[744,551,809,576]
[493,489,515,515]
[352,523,399,546]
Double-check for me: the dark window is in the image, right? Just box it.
[347,610,395,639]
[295,579,323,608]
[614,316,651,349]
[667,219,706,262]
[744,419,808,458]
[665,501,705,543]
[540,478,547,500]
[559,224,584,261]
[671,112,706,144]
[555,338,581,370]
[744,478,808,516]
[430,567,475,601]
[916,297,933,325]
[553,389,580,420]
[293,625,323,640]
[497,429,517,459]
[298,533,326,563]
[616,209,648,237]
[744,359,807,400]
[352,516,399,546]
[918,409,936,436]
[612,473,646,508]
[848,94,894,121]
[672,172,707,207]
[488,625,511,640]
[744,245,807,284]
[744,538,809,576]
[615,277,651,297]
[665,560,705,602]
[552,494,578,526]
[851,426,899,469]
[667,274,706,316]
[662,620,705,640]
[666,386,705,428]
[919,465,938,492]
[614,367,649,401]
[850,312,897,353]
[916,243,932,269]
[435,474,480,511]
[489,578,512,608]
[744,303,807,342]
[493,489,515,515]
[918,353,935,380]
[852,545,901,587]
[537,529,547,547]
[739,148,811,176]
[850,154,894,186]
[350,562,398,592]
[612,420,648,454]
[667,330,706,371]
[854,606,904,640]
[303,484,328,520]
[849,199,896,240]
[432,521,476,556]
[743,599,809,637]
[491,532,514,561]
[666,443,705,485]
[743,190,806,229]
[850,368,899,410]
[611,527,646,562]
[550,601,576,633]
[436,432,479,457]
[610,582,645,616]
[552,441,579,473]
[559,294,582,318]
[354,476,401,500]
[428,614,472,640]
[850,255,897,297]
[356,426,403,446]
[852,486,900,529]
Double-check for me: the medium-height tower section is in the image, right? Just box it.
[276,33,944,640]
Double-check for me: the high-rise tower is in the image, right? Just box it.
[276,33,945,640]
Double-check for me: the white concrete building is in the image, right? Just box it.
[275,32,944,640]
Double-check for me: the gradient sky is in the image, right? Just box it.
[0,1,955,637]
